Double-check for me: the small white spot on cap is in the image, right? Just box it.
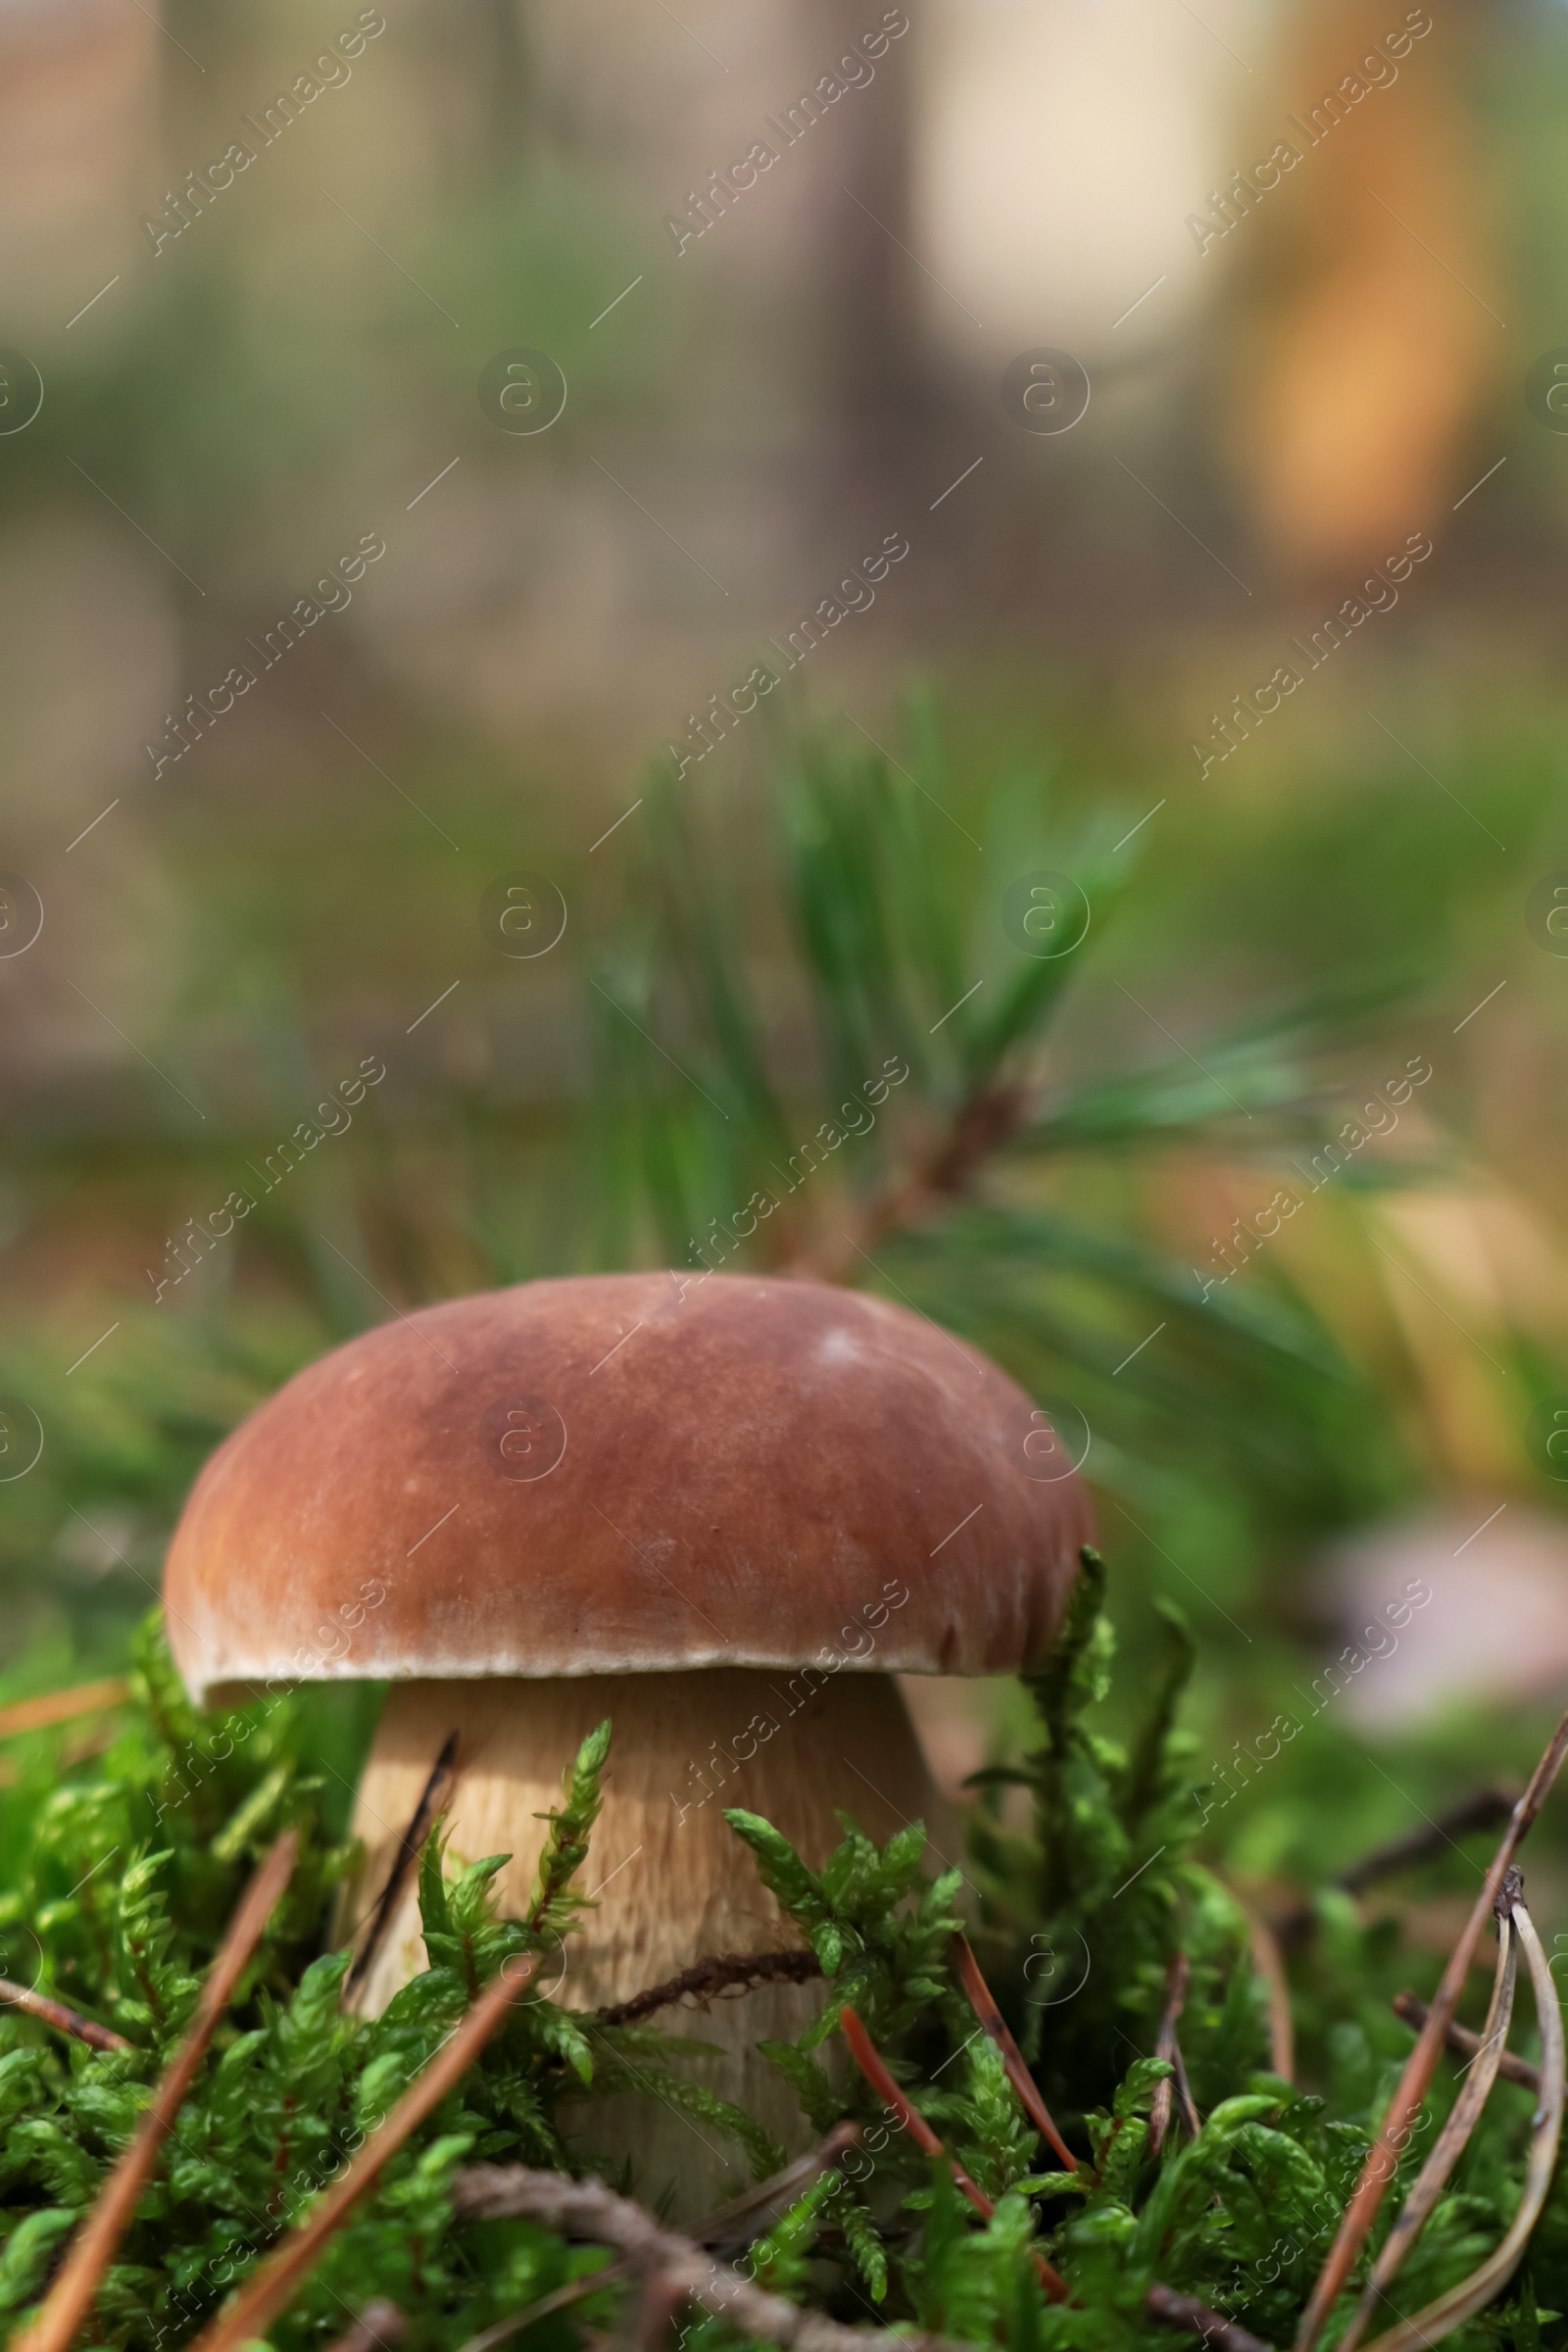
[818,1328,862,1366]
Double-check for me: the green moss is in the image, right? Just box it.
[0,1580,1557,2352]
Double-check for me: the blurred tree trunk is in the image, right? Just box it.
[800,0,932,494]
[483,0,534,177]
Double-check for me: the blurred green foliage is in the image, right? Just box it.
[9,682,1568,1851]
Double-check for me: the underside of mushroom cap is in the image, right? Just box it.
[163,1271,1095,1705]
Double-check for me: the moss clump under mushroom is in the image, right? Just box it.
[0,1564,1561,2352]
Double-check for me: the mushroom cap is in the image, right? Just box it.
[163,1273,1095,1706]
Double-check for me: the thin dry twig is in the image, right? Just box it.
[187,1952,540,2352]
[839,2006,993,2211]
[453,2163,973,2352]
[0,1978,134,2054]
[629,2266,688,2352]
[839,2003,1070,2302]
[1243,1908,1295,2086]
[1150,1953,1200,2158]
[1337,1790,1520,1893]
[0,1679,134,1741]
[344,1730,460,2001]
[840,2003,1280,2344]
[1344,1879,1520,2346]
[598,1947,822,2029]
[1355,1890,1565,2352]
[1295,1705,1568,2352]
[323,2300,408,2352]
[454,2266,632,2352]
[693,2123,861,2252]
[16,1829,299,2352]
[453,2130,865,2352]
[1145,2281,1277,2352]
[456,2136,860,2352]
[952,1935,1077,2171]
[1275,1788,1519,1948]
[1391,1991,1540,2095]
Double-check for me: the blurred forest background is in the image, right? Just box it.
[6,0,1568,1914]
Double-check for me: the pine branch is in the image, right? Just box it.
[776,1085,1027,1282]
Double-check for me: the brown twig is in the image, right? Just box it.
[187,1952,539,2352]
[1344,1879,1521,2350]
[344,1730,460,2002]
[16,1829,299,2352]
[454,2267,632,2352]
[323,2301,407,2352]
[1145,2282,1277,2352]
[1295,1708,1568,2352]
[629,2267,687,2352]
[776,1086,1028,1283]
[453,2131,863,2352]
[1150,1954,1200,2159]
[692,2122,861,2252]
[598,1947,822,2029]
[0,1977,134,2055]
[1337,1790,1520,1893]
[1356,1888,1565,2352]
[839,2006,991,2208]
[1149,1957,1180,2159]
[1275,1788,1519,1949]
[1169,2048,1200,2141]
[952,1935,1077,2172]
[0,1679,134,1741]
[453,2163,974,2352]
[840,2013,1276,2352]
[1391,1991,1541,2095]
[839,2004,1069,2302]
[1244,1911,1295,2087]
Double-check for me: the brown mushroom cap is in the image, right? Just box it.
[163,1272,1094,1706]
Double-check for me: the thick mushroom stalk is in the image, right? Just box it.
[163,1271,1094,2218]
[347,1667,947,2214]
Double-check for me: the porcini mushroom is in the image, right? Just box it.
[163,1272,1093,2213]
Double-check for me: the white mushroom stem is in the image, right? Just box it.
[344,1668,954,2217]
